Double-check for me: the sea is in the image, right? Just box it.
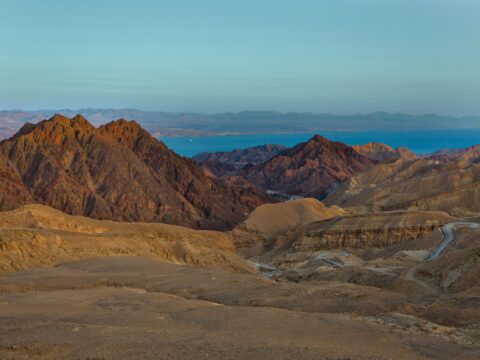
[161,129,480,157]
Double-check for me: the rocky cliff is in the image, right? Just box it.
[292,211,454,251]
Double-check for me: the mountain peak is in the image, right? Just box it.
[37,114,96,134]
[3,114,96,144]
[15,122,37,137]
[101,118,143,132]
[99,118,152,148]
[243,136,376,199]
[310,134,330,143]
[71,114,94,129]
[49,113,71,124]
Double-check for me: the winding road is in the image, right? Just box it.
[404,221,480,293]
[253,221,480,286]
[425,221,480,261]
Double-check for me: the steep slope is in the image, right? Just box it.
[0,152,33,209]
[294,210,454,251]
[0,204,253,274]
[242,135,377,198]
[193,144,287,176]
[325,158,480,216]
[0,114,269,230]
[396,146,417,160]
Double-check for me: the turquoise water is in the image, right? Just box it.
[161,129,480,157]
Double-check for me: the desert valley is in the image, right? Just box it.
[0,114,480,359]
[3,0,480,357]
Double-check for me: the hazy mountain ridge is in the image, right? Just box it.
[2,109,480,140]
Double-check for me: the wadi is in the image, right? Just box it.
[0,114,479,359]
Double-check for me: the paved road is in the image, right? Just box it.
[401,221,480,292]
[425,222,480,261]
[321,258,344,268]
[254,221,480,287]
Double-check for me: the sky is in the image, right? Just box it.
[0,0,479,115]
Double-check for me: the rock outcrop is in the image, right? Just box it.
[292,211,454,251]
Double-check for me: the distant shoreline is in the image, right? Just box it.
[161,129,480,157]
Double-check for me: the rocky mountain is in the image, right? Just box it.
[353,142,416,163]
[241,135,377,198]
[193,144,287,176]
[0,114,269,230]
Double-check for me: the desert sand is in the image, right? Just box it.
[1,257,479,360]
[1,202,480,359]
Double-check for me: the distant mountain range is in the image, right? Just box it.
[1,109,480,140]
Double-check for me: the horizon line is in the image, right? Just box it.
[1,108,480,119]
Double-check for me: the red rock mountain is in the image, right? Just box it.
[0,114,269,230]
[241,135,377,198]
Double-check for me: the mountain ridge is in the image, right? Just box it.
[240,134,377,198]
[0,114,269,230]
[2,109,480,140]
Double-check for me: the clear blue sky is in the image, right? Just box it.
[1,0,479,115]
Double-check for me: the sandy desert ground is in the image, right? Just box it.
[0,202,480,358]
[1,256,480,360]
